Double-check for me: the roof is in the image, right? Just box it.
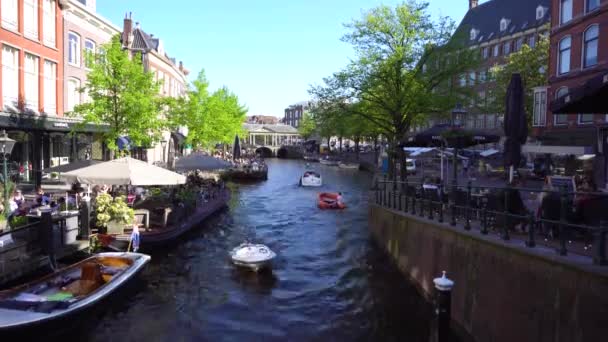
[456,0,551,46]
[243,123,299,134]
[131,28,157,51]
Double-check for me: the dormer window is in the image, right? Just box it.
[500,18,510,32]
[470,28,479,41]
[536,6,545,20]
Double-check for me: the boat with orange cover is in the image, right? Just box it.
[317,192,346,209]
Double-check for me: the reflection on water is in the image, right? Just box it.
[83,159,440,341]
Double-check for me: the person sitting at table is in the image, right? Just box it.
[35,187,51,207]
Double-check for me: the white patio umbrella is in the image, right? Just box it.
[60,157,186,186]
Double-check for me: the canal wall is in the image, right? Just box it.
[369,204,608,342]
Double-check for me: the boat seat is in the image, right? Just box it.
[61,262,104,296]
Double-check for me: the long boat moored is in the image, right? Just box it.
[0,252,150,333]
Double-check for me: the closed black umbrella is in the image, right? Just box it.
[233,135,241,161]
[401,124,500,148]
[503,73,528,182]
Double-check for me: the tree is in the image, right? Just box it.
[487,37,549,126]
[171,70,247,149]
[298,111,316,140]
[309,1,479,179]
[74,35,164,152]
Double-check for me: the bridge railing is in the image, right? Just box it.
[373,176,608,266]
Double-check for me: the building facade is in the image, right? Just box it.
[247,115,278,125]
[452,0,551,131]
[121,13,189,167]
[283,101,310,128]
[0,0,89,187]
[542,0,608,186]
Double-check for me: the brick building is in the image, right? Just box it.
[0,0,96,187]
[121,13,189,166]
[283,102,310,128]
[450,0,551,131]
[542,0,608,186]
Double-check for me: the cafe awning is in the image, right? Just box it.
[550,71,608,114]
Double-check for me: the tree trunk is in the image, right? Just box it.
[399,146,407,185]
[355,136,360,161]
[374,136,379,168]
[339,136,343,153]
[327,136,331,154]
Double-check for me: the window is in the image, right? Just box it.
[533,88,547,127]
[558,36,571,75]
[586,0,600,12]
[583,25,599,68]
[579,114,594,124]
[24,0,39,39]
[24,53,40,111]
[536,6,545,20]
[68,32,81,66]
[515,38,524,52]
[1,0,18,30]
[469,71,476,85]
[482,47,489,59]
[2,45,19,109]
[84,39,96,68]
[503,41,511,55]
[560,0,572,24]
[500,18,509,32]
[529,35,536,48]
[554,87,569,125]
[459,74,466,87]
[44,60,57,114]
[67,78,81,112]
[470,29,478,41]
[43,0,56,47]
[493,44,500,57]
[479,69,487,83]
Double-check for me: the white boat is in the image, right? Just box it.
[0,252,150,333]
[319,158,339,166]
[338,162,360,170]
[230,243,276,272]
[300,171,322,187]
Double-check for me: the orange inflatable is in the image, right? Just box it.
[318,192,346,209]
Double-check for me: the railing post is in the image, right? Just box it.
[502,185,510,241]
[393,189,398,210]
[438,184,444,223]
[464,181,472,230]
[432,271,454,342]
[450,184,456,227]
[411,184,417,215]
[594,221,607,266]
[558,186,568,256]
[404,180,409,213]
[481,207,488,234]
[419,184,425,217]
[526,213,536,248]
[428,189,434,221]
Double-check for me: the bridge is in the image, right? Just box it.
[243,123,301,157]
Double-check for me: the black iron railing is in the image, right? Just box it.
[372,175,608,266]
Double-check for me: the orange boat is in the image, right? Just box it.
[318,192,346,209]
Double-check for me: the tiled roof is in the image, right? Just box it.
[456,0,551,46]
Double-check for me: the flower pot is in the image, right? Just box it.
[106,220,126,235]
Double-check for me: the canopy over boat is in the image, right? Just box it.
[61,157,186,186]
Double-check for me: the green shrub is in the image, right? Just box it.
[95,193,134,227]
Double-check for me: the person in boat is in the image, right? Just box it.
[34,186,51,207]
[336,192,344,207]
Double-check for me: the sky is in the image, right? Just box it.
[96,0,478,118]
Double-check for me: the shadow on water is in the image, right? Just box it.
[19,159,465,341]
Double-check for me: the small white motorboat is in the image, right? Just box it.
[319,158,339,166]
[338,162,360,170]
[230,243,276,272]
[300,171,322,187]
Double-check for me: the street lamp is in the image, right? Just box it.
[451,103,467,128]
[449,105,467,224]
[160,139,167,164]
[0,130,16,218]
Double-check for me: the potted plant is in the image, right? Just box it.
[0,215,7,233]
[95,193,134,234]
[9,216,27,229]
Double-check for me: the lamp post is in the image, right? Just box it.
[450,104,467,183]
[160,139,167,165]
[0,130,16,218]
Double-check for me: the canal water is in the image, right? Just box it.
[85,159,440,341]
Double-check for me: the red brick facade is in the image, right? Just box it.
[0,0,64,116]
[547,0,608,129]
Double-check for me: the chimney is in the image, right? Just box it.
[469,0,478,9]
[122,12,132,46]
[179,61,183,72]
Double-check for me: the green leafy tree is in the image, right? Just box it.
[309,1,479,179]
[298,111,317,140]
[73,35,164,151]
[487,37,549,125]
[171,70,247,149]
